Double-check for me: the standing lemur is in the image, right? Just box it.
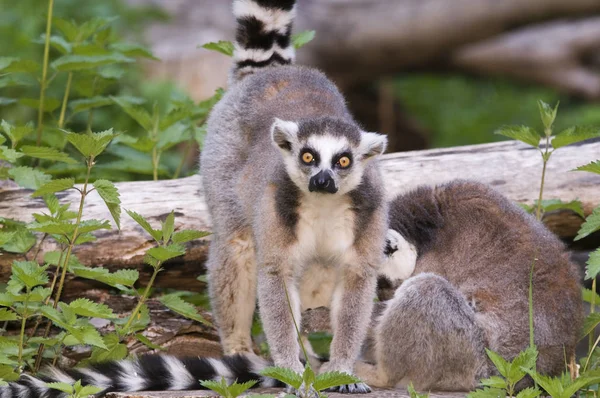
[356,180,582,391]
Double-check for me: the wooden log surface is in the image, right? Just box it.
[1,140,599,297]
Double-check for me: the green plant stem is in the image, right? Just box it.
[591,278,597,354]
[17,288,31,370]
[36,0,54,146]
[535,135,551,220]
[152,147,159,181]
[282,278,309,364]
[58,72,73,129]
[122,264,161,333]
[173,140,193,179]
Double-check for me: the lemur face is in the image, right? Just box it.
[271,117,387,195]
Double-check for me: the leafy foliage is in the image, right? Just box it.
[200,377,257,398]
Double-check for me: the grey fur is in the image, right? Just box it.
[201,0,388,393]
[357,180,583,391]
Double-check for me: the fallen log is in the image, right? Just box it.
[1,140,599,298]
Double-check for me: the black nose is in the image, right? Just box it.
[309,170,337,194]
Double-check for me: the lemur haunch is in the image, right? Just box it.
[200,0,388,393]
[357,180,582,391]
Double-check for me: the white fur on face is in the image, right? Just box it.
[358,132,387,159]
[233,0,296,33]
[379,229,417,281]
[306,135,350,171]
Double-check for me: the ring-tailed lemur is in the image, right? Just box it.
[200,0,388,393]
[356,180,583,391]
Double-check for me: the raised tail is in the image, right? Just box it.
[0,353,283,397]
[231,0,297,82]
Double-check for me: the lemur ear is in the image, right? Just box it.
[359,132,387,159]
[271,118,299,152]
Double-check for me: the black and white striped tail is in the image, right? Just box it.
[0,354,283,397]
[231,0,297,82]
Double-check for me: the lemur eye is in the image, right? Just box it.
[337,156,351,168]
[302,152,314,164]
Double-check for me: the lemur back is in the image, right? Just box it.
[356,180,583,391]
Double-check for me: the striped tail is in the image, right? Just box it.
[0,354,283,397]
[231,0,297,82]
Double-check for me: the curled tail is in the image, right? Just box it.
[1,354,283,397]
[231,0,297,82]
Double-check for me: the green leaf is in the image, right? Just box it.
[537,100,558,132]
[93,179,121,229]
[0,232,15,246]
[1,120,33,147]
[147,244,186,262]
[552,126,600,149]
[18,97,61,112]
[201,41,234,57]
[586,249,600,280]
[159,107,193,131]
[494,125,541,148]
[116,303,150,334]
[68,298,115,319]
[0,75,33,89]
[46,382,74,394]
[69,264,138,290]
[0,365,19,382]
[113,135,154,153]
[0,98,17,106]
[11,261,48,289]
[507,345,537,385]
[583,287,600,305]
[77,385,105,397]
[292,30,316,49]
[125,209,162,242]
[20,145,77,164]
[66,129,116,158]
[64,324,107,349]
[134,333,164,351]
[7,167,51,190]
[28,220,76,235]
[407,382,430,398]
[171,230,211,244]
[200,378,230,397]
[0,227,36,254]
[485,349,509,378]
[52,53,134,72]
[0,309,18,321]
[162,211,175,243]
[0,146,24,162]
[32,178,74,197]
[77,219,111,235]
[86,333,128,364]
[260,367,303,389]
[466,387,506,398]
[538,199,584,218]
[576,207,600,241]
[0,57,39,74]
[575,160,600,175]
[313,371,360,391]
[228,380,259,397]
[111,97,153,131]
[479,376,507,390]
[69,96,113,114]
[581,313,600,340]
[157,123,191,151]
[109,43,159,60]
[53,18,78,42]
[159,294,210,325]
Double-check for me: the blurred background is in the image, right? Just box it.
[1,0,600,180]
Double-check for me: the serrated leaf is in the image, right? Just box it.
[585,248,600,280]
[0,365,19,382]
[65,324,107,349]
[479,376,507,390]
[20,145,77,164]
[407,382,430,398]
[18,97,61,112]
[114,135,154,153]
[582,287,600,305]
[147,244,186,262]
[11,261,48,289]
[87,334,128,363]
[576,207,600,241]
[227,380,259,397]
[552,126,600,149]
[1,120,33,147]
[0,75,33,89]
[0,232,15,246]
[507,345,537,384]
[313,371,360,391]
[201,41,234,57]
[32,178,74,197]
[28,220,76,235]
[157,123,191,151]
[292,30,316,49]
[159,294,210,325]
[538,199,584,218]
[485,349,509,378]
[171,230,211,244]
[575,160,600,175]
[494,126,541,148]
[68,298,115,319]
[46,381,74,394]
[159,107,193,131]
[125,209,162,242]
[40,306,70,330]
[0,57,39,74]
[77,385,104,396]
[66,129,116,158]
[466,387,507,398]
[53,18,78,41]
[162,211,175,243]
[0,146,24,162]
[200,378,229,397]
[260,367,303,389]
[70,265,138,289]
[538,100,558,132]
[93,179,121,229]
[0,309,18,321]
[77,219,111,235]
[112,97,153,131]
[35,35,72,54]
[52,53,134,71]
[581,313,600,340]
[0,227,36,254]
[69,96,112,114]
[8,167,51,190]
[109,43,159,60]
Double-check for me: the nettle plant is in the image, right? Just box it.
[467,101,600,398]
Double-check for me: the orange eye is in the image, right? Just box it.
[338,156,351,168]
[302,152,314,164]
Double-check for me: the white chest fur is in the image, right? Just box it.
[293,194,356,310]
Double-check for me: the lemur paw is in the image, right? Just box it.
[326,382,372,394]
[286,382,320,398]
